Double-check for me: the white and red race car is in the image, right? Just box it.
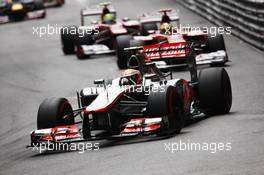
[28,44,232,149]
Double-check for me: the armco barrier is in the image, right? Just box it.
[177,0,264,50]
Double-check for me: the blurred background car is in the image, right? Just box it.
[44,0,64,7]
[0,0,45,23]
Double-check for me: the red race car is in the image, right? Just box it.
[60,2,142,59]
[116,9,228,69]
[28,43,232,149]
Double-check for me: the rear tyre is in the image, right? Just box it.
[141,23,158,36]
[75,27,94,46]
[198,68,232,115]
[205,34,227,66]
[60,25,77,55]
[205,34,226,52]
[37,98,74,129]
[75,27,95,59]
[56,0,65,6]
[147,86,184,136]
[34,0,45,10]
[116,35,132,69]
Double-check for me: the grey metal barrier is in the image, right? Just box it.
[177,0,264,50]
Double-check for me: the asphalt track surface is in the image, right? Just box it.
[0,0,264,174]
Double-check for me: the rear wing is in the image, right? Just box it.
[143,42,188,61]
[124,42,192,61]
[139,9,179,24]
[125,42,198,83]
[80,5,116,26]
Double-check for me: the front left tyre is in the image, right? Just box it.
[60,25,77,55]
[147,86,184,135]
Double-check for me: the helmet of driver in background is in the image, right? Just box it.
[160,22,172,35]
[103,13,115,24]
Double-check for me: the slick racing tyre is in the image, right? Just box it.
[34,0,45,10]
[205,34,226,53]
[141,23,158,36]
[205,34,227,66]
[116,35,132,69]
[75,27,94,46]
[60,25,78,55]
[56,0,65,6]
[198,68,232,115]
[147,86,184,136]
[75,27,95,59]
[37,98,74,129]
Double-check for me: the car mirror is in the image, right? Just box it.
[94,79,105,85]
[91,20,98,25]
[122,17,130,21]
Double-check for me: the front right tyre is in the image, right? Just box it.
[37,97,74,129]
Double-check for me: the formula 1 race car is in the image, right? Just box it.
[116,9,228,69]
[29,43,232,148]
[60,2,142,59]
[60,4,179,59]
[44,0,64,7]
[0,0,45,23]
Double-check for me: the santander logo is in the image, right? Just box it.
[144,42,186,59]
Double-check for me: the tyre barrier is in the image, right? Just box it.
[177,0,264,50]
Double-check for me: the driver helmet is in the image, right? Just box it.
[103,13,114,24]
[160,22,172,35]
[122,69,142,84]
